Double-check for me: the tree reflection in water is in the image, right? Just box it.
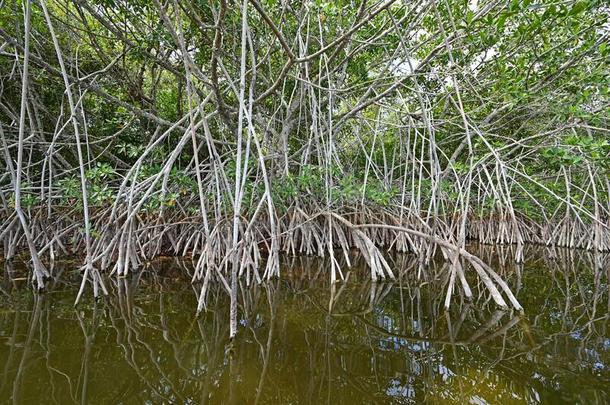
[0,246,608,404]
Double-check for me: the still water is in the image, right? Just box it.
[0,246,609,404]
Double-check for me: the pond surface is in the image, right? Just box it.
[0,246,609,404]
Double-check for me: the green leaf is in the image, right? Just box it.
[497,14,507,31]
[568,1,587,16]
[466,10,474,24]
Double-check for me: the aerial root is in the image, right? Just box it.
[3,207,540,311]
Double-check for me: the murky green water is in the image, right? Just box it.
[1,246,609,404]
